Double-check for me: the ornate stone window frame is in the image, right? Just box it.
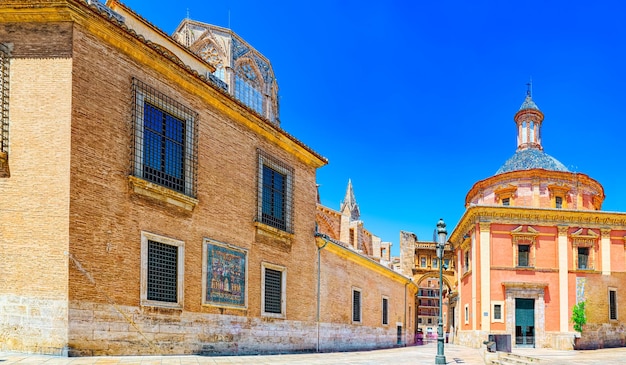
[548,184,570,209]
[511,226,538,268]
[570,228,598,271]
[494,185,517,206]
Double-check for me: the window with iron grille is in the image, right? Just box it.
[257,150,294,232]
[382,297,389,325]
[131,78,197,197]
[352,288,362,323]
[261,263,285,317]
[147,240,178,302]
[141,232,184,307]
[609,289,618,321]
[0,44,10,178]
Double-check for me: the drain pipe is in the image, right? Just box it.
[315,231,329,353]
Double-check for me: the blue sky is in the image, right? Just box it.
[121,0,626,256]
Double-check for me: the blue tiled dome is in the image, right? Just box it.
[496,148,569,175]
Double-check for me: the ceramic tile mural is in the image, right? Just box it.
[206,240,246,307]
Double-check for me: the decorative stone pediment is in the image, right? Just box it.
[548,184,570,197]
[494,184,517,201]
[510,225,539,245]
[570,228,598,248]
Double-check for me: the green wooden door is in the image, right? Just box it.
[515,298,535,347]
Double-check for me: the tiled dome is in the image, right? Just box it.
[496,148,569,175]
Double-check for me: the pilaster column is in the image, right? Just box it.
[479,222,491,332]
[557,225,568,332]
[601,228,611,275]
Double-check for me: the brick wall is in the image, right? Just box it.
[0,22,74,354]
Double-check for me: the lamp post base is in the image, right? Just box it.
[435,354,446,364]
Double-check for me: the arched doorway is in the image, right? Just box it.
[415,273,454,343]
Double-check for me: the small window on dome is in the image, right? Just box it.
[502,198,510,206]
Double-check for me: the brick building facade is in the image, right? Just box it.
[0,0,416,356]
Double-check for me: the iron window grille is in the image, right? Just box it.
[257,149,294,233]
[609,289,618,321]
[263,268,282,314]
[352,289,362,323]
[147,240,179,303]
[131,78,198,197]
[0,44,9,155]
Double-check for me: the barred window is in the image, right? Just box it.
[141,232,184,307]
[147,240,178,303]
[261,263,285,317]
[257,150,294,232]
[609,289,618,321]
[132,78,197,197]
[382,297,389,325]
[352,288,362,323]
[0,44,10,178]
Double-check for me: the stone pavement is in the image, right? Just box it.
[2,343,626,364]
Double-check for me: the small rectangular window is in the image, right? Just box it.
[421,257,427,268]
[352,289,362,323]
[494,304,502,320]
[518,245,530,267]
[261,263,286,317]
[382,297,389,325]
[432,258,439,269]
[264,269,282,313]
[502,198,510,206]
[609,289,617,321]
[464,250,470,272]
[578,247,589,269]
[555,196,563,209]
[140,232,184,308]
[464,304,469,324]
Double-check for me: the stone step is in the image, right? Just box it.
[497,351,542,365]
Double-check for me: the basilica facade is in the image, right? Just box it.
[447,91,626,350]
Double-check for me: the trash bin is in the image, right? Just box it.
[488,334,512,353]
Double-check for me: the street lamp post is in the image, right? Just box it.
[435,218,447,364]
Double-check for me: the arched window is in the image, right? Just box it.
[235,60,263,115]
[530,121,535,143]
[521,121,527,143]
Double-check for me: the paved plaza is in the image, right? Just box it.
[2,343,626,365]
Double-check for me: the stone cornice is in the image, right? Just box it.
[465,169,604,207]
[316,236,417,288]
[449,205,626,247]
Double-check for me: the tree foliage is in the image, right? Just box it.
[571,301,587,333]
